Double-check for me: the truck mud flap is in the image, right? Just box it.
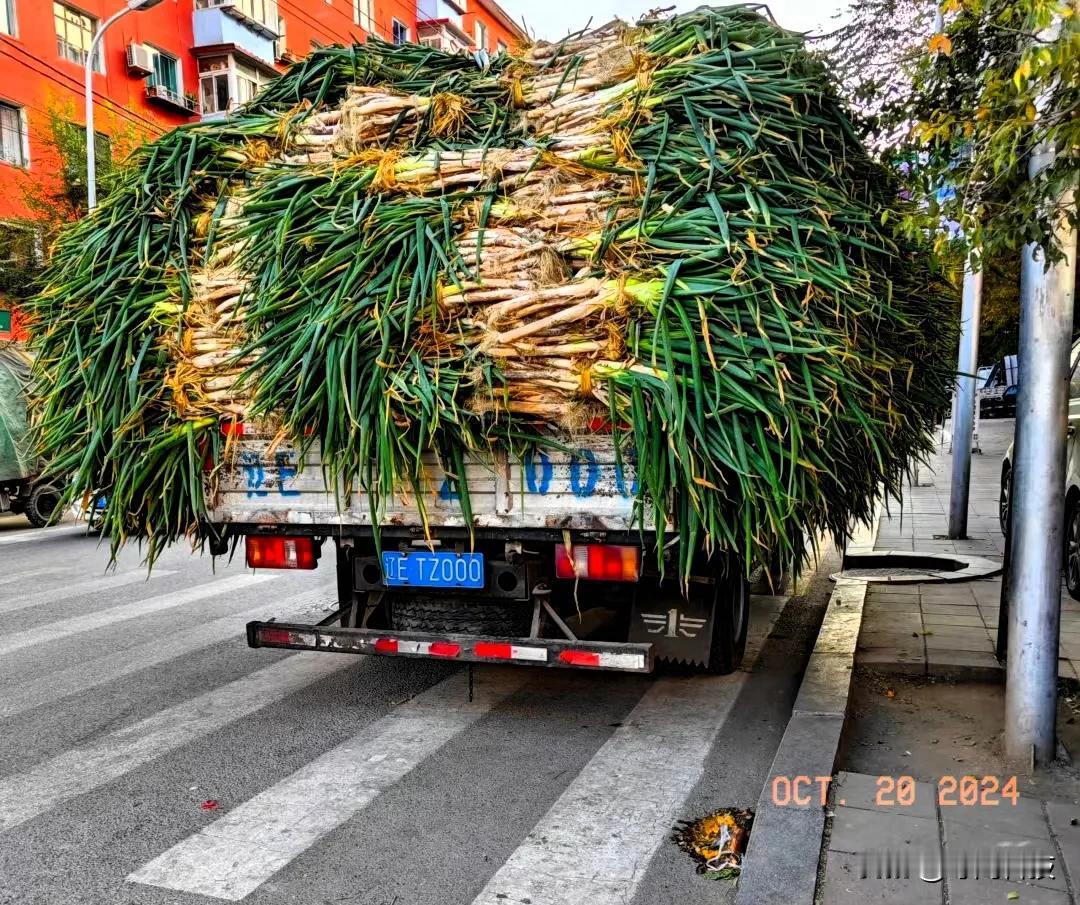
[247,621,654,673]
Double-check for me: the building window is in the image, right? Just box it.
[199,57,231,115]
[474,20,487,53]
[199,56,272,115]
[0,103,26,168]
[149,48,180,95]
[0,0,16,37]
[236,61,269,105]
[54,3,102,72]
[353,0,374,30]
[496,40,507,55]
[273,16,286,60]
[392,19,408,45]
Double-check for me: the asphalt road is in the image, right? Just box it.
[0,514,835,905]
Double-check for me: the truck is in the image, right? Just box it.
[210,424,751,675]
[0,344,63,528]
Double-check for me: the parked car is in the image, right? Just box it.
[981,355,1019,418]
[1000,340,1080,599]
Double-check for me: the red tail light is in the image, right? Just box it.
[246,536,319,570]
[559,650,601,667]
[554,544,640,582]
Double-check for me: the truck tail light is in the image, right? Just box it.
[554,544,640,582]
[246,536,319,570]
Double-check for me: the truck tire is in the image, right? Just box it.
[390,596,531,638]
[702,563,750,675]
[24,483,63,529]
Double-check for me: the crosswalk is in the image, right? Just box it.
[0,540,790,904]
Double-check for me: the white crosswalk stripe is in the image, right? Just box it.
[470,596,786,905]
[127,667,529,901]
[0,652,353,834]
[0,568,177,615]
[0,566,67,588]
[0,524,86,546]
[0,584,338,720]
[0,572,276,657]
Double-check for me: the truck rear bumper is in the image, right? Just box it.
[247,620,655,673]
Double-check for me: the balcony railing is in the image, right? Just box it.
[146,83,200,115]
[195,0,279,39]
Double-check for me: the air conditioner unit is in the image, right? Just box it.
[126,43,154,77]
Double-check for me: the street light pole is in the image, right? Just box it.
[85,0,165,211]
[1004,143,1078,764]
[947,257,983,538]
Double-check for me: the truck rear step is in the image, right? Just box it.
[247,621,654,673]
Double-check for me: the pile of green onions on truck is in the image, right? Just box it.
[28,6,955,674]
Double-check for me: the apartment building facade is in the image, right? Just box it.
[0,0,522,338]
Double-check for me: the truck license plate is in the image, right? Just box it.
[381,551,485,589]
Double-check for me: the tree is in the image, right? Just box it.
[829,0,1078,263]
[0,96,152,302]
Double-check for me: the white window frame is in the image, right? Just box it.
[0,0,17,38]
[0,101,28,169]
[54,2,103,74]
[147,45,183,96]
[496,40,507,55]
[392,18,408,45]
[273,16,286,60]
[198,54,272,117]
[353,0,375,31]
[194,0,278,33]
[474,19,487,53]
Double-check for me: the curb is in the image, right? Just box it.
[734,516,877,905]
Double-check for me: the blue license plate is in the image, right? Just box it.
[381,551,485,589]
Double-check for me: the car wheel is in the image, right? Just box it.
[999,466,1011,536]
[1066,503,1080,602]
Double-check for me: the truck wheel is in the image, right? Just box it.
[702,563,750,675]
[24,483,63,529]
[390,596,531,637]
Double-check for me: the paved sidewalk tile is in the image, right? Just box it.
[829,806,937,855]
[861,418,1080,681]
[833,771,936,819]
[821,851,942,904]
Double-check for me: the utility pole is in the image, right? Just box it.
[948,259,982,538]
[1004,141,1077,764]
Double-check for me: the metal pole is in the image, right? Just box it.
[948,258,982,538]
[85,6,134,210]
[1004,141,1078,763]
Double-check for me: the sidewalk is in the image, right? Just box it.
[823,771,1080,905]
[857,417,1080,681]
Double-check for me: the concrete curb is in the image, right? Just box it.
[734,517,877,905]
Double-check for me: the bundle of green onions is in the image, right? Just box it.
[29,6,956,577]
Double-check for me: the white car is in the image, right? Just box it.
[1000,340,1080,599]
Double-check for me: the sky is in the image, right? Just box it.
[498,0,852,41]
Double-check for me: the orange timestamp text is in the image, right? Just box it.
[771,775,1020,807]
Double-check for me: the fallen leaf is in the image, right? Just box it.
[929,33,953,55]
[886,689,896,698]
[200,799,221,811]
[1007,892,1019,900]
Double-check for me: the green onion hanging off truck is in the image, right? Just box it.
[27,7,956,673]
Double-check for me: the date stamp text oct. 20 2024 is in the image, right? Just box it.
[770,775,1021,808]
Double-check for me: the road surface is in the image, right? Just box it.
[0,515,833,905]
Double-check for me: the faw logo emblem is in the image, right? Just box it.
[641,608,707,639]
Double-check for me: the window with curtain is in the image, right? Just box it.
[54,3,101,72]
[150,49,180,95]
[0,103,26,168]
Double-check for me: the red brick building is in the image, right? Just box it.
[0,0,523,339]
